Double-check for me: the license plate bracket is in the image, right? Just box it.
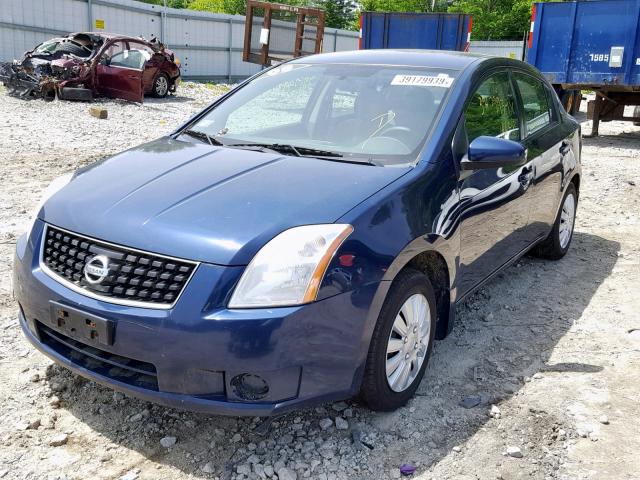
[49,301,115,346]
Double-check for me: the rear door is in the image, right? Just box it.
[511,70,568,241]
[95,41,144,102]
[457,70,534,296]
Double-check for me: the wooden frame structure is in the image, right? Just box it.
[243,0,325,66]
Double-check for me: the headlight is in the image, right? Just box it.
[229,224,353,308]
[25,173,73,234]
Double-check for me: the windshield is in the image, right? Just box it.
[34,40,60,55]
[186,63,457,165]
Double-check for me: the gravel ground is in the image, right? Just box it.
[1,85,639,480]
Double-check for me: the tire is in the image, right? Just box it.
[634,106,640,127]
[152,73,170,98]
[532,183,578,260]
[360,269,437,411]
[54,40,91,58]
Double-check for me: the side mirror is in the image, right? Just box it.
[99,55,110,66]
[460,136,526,170]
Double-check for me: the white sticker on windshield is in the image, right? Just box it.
[391,73,454,88]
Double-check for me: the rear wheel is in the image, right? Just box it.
[360,269,436,411]
[532,183,577,260]
[152,73,169,98]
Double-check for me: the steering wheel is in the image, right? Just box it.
[375,125,414,148]
[360,136,411,154]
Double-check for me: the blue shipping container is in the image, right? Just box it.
[360,12,472,51]
[527,0,640,87]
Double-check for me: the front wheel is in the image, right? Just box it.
[533,183,578,260]
[152,73,170,98]
[360,269,436,411]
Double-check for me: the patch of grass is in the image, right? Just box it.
[203,82,232,93]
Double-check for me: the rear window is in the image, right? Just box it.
[513,72,554,135]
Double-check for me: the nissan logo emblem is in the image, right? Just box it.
[84,255,110,284]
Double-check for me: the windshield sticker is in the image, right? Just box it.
[391,74,454,88]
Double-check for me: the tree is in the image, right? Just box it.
[139,0,193,7]
[359,0,449,14]
[447,0,536,40]
[320,0,357,30]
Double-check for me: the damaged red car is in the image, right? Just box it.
[0,32,181,102]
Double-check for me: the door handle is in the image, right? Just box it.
[518,165,534,187]
[560,140,571,155]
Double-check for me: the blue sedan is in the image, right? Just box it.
[13,50,581,415]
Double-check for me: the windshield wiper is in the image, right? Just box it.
[181,129,223,146]
[226,143,347,159]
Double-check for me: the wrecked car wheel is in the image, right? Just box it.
[43,88,56,102]
[54,40,91,58]
[361,269,436,411]
[152,73,169,98]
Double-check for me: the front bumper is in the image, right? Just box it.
[14,221,378,416]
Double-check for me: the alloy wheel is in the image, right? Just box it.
[559,192,576,249]
[385,293,431,392]
[155,75,169,96]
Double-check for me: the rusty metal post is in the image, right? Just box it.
[242,3,254,63]
[260,7,272,66]
[294,13,305,57]
[590,91,603,137]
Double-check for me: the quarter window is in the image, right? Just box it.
[465,73,520,144]
[513,73,553,135]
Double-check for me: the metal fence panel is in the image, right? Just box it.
[0,0,359,80]
[92,2,161,39]
[469,40,525,60]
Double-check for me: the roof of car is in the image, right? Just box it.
[77,32,152,42]
[296,49,494,70]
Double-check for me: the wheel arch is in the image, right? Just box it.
[403,250,452,339]
[365,235,458,344]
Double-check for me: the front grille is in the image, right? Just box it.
[38,321,159,390]
[41,225,197,307]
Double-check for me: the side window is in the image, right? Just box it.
[330,88,358,119]
[513,72,554,136]
[102,41,126,62]
[109,49,147,70]
[465,72,520,144]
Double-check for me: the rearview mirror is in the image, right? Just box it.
[460,136,526,170]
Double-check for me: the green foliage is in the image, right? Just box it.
[359,0,449,14]
[320,0,357,30]
[188,0,246,14]
[448,0,536,40]
[140,0,541,38]
[138,0,192,7]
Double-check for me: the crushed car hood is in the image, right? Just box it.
[40,137,409,265]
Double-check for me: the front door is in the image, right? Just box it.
[95,41,144,102]
[457,71,534,297]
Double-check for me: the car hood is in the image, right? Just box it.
[41,137,409,265]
